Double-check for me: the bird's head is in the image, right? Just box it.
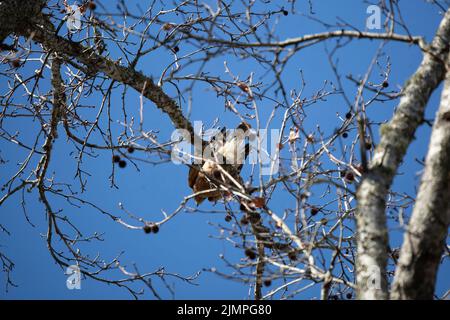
[236,121,251,133]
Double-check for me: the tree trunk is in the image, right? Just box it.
[391,54,450,300]
[355,9,450,300]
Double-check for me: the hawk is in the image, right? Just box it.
[188,122,251,204]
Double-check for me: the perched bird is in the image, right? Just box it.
[188,122,251,204]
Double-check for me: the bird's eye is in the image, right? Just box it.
[213,170,222,179]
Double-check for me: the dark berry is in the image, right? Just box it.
[263,279,272,287]
[88,1,96,10]
[342,132,348,138]
[282,10,288,16]
[345,112,352,119]
[245,248,256,260]
[113,155,121,163]
[225,215,232,222]
[310,206,319,216]
[151,224,159,233]
[346,292,353,299]
[173,46,180,53]
[365,142,372,150]
[127,146,135,153]
[11,59,20,68]
[345,171,354,182]
[143,225,152,234]
[118,160,127,168]
[382,81,389,88]
[288,251,297,260]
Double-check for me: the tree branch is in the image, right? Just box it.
[0,0,45,43]
[24,14,198,143]
[183,30,424,49]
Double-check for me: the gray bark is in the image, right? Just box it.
[0,0,45,43]
[391,56,450,300]
[355,9,450,300]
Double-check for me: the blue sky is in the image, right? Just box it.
[0,0,449,299]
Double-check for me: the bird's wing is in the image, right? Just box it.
[188,165,199,189]
[218,135,247,166]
